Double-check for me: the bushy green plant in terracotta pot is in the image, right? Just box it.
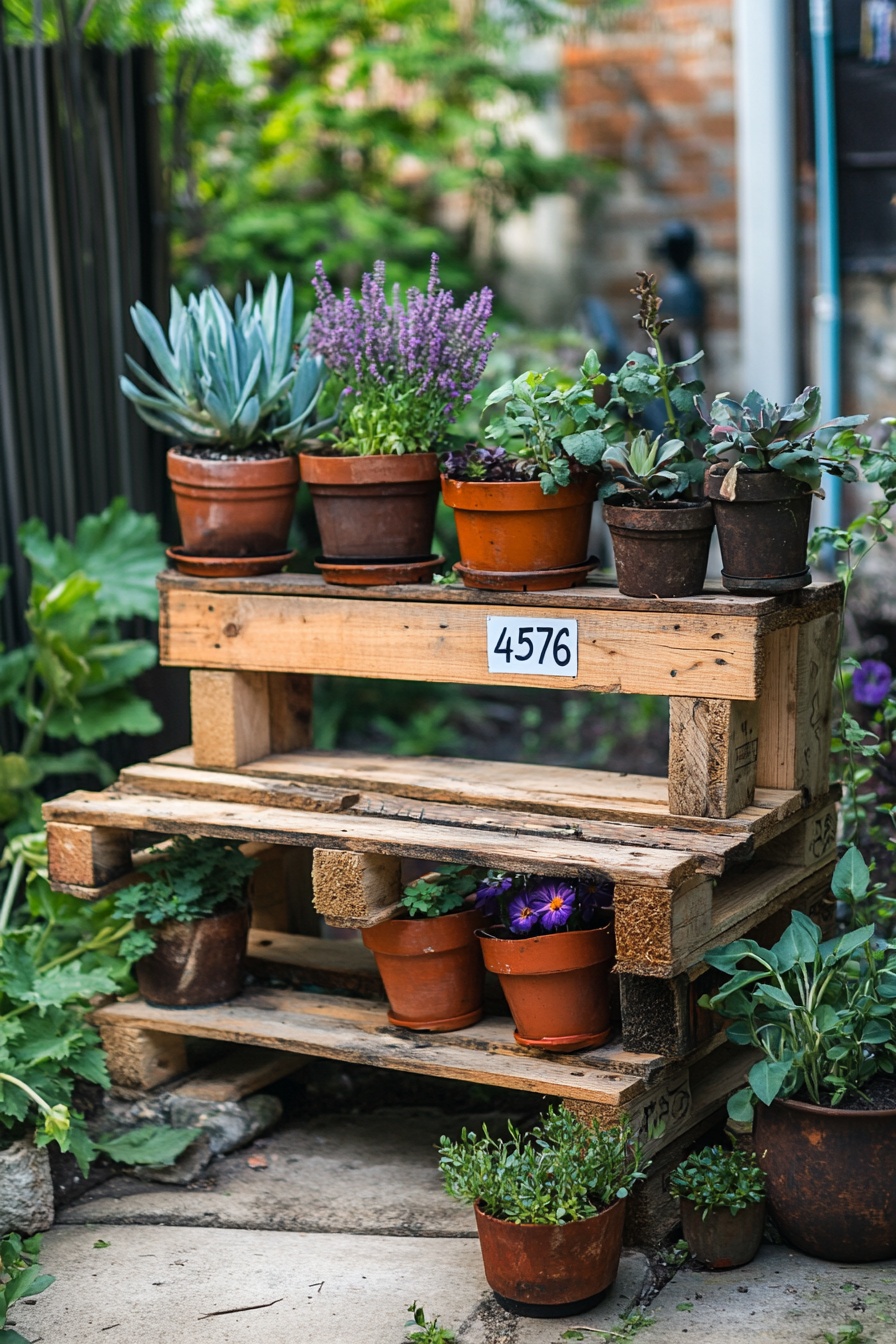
[439,1106,646,1317]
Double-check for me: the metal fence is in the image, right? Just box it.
[0,22,169,650]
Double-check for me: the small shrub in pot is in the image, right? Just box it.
[361,865,486,1031]
[116,837,257,1007]
[438,1106,646,1316]
[670,1145,766,1269]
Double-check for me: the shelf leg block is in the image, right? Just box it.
[613,879,713,977]
[668,697,759,818]
[191,669,312,768]
[756,612,839,798]
[312,848,402,928]
[46,821,133,889]
[98,1022,188,1090]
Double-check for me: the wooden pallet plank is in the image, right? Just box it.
[668,697,759,819]
[756,611,840,798]
[247,928,384,998]
[170,1045,307,1102]
[152,746,805,843]
[42,790,701,888]
[160,588,764,698]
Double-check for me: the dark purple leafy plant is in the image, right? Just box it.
[441,442,538,483]
[308,255,496,456]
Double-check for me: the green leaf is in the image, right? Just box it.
[834,925,877,959]
[726,1087,756,1123]
[832,847,871,903]
[748,1058,790,1106]
[95,1125,202,1166]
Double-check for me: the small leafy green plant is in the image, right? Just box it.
[0,1232,53,1344]
[438,1106,646,1225]
[400,865,480,919]
[701,889,896,1121]
[405,1302,455,1344]
[600,431,704,507]
[115,837,258,960]
[703,386,866,496]
[669,1145,765,1220]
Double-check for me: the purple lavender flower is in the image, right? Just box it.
[853,659,893,707]
[529,881,576,931]
[475,874,513,919]
[508,891,541,934]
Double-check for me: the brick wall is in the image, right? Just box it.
[563,0,739,386]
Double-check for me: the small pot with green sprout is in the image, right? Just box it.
[438,1107,647,1316]
[601,430,712,598]
[361,865,486,1031]
[670,1145,766,1269]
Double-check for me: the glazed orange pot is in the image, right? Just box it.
[477,923,615,1051]
[440,476,596,575]
[361,907,486,1031]
[474,1197,626,1316]
[300,451,440,562]
[167,448,299,557]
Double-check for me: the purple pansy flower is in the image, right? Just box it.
[578,878,614,926]
[853,659,893,707]
[508,892,541,934]
[475,875,513,919]
[529,880,576,931]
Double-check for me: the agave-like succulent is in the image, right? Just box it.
[600,431,704,506]
[120,275,336,453]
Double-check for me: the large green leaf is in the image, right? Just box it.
[47,687,161,744]
[831,846,871,904]
[96,1125,202,1166]
[748,1058,791,1106]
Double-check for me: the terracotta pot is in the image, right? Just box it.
[477,924,615,1051]
[754,1096,896,1261]
[167,448,300,557]
[362,907,486,1030]
[135,901,250,1008]
[705,466,812,594]
[299,451,440,563]
[474,1197,626,1317]
[679,1198,766,1269]
[604,501,714,598]
[440,476,597,584]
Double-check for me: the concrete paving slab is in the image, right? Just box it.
[647,1244,896,1342]
[15,1223,650,1344]
[59,1108,480,1237]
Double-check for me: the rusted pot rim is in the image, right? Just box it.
[705,465,812,503]
[763,1095,896,1122]
[440,475,597,511]
[363,907,485,956]
[603,501,714,534]
[167,447,300,484]
[299,450,440,484]
[474,1197,622,1233]
[476,923,615,975]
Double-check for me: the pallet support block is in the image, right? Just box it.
[191,669,312,768]
[312,848,402,928]
[613,880,713,976]
[46,821,133,889]
[756,612,839,798]
[98,1021,189,1090]
[668,697,759,818]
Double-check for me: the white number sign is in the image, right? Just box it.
[486,616,578,677]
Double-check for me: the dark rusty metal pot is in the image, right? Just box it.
[603,501,714,598]
[755,1096,896,1261]
[473,1198,626,1317]
[706,466,812,594]
[361,907,486,1031]
[135,901,250,1008]
[299,451,439,564]
[679,1197,766,1269]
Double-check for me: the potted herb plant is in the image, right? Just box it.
[305,255,496,583]
[703,387,866,593]
[670,1145,766,1270]
[441,352,606,590]
[361,865,486,1031]
[438,1107,646,1317]
[115,837,258,1008]
[702,866,896,1263]
[475,874,614,1051]
[601,431,712,597]
[121,276,334,575]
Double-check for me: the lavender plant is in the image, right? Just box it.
[308,255,496,456]
[474,872,613,937]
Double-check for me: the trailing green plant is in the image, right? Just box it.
[561,1308,655,1341]
[121,275,336,453]
[701,895,896,1122]
[702,385,866,495]
[400,865,481,919]
[114,837,258,960]
[0,1232,53,1344]
[599,431,704,507]
[669,1145,765,1220]
[438,1106,646,1225]
[405,1302,455,1344]
[0,500,163,844]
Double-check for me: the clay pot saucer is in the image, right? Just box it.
[314,554,445,586]
[512,1027,613,1053]
[166,546,295,577]
[453,559,598,592]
